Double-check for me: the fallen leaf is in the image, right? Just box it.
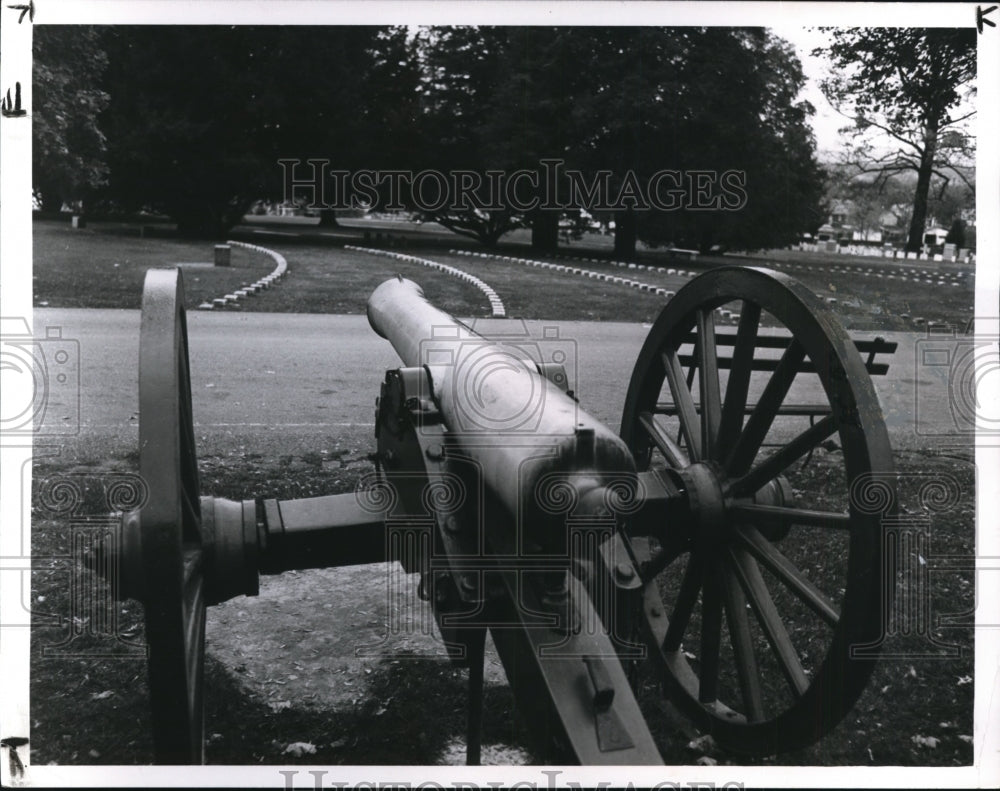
[90,690,114,700]
[958,735,973,744]
[283,742,316,757]
[268,700,292,713]
[686,734,718,754]
[957,675,973,685]
[911,735,940,748]
[695,756,717,766]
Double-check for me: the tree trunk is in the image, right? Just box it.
[531,210,560,253]
[906,116,941,253]
[614,209,637,259]
[318,208,340,228]
[174,205,227,239]
[39,187,64,214]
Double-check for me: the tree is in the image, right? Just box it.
[816,28,976,252]
[471,28,599,252]
[550,28,825,255]
[414,27,824,255]
[414,27,523,247]
[100,26,413,238]
[33,26,110,213]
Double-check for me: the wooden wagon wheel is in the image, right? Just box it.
[137,267,206,763]
[619,266,895,755]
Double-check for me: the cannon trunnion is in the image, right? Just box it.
[96,264,896,764]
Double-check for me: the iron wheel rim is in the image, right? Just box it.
[138,267,206,764]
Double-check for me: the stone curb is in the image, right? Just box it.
[448,248,970,330]
[448,249,683,304]
[197,241,289,310]
[346,245,506,318]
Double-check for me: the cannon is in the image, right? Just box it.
[96,263,897,764]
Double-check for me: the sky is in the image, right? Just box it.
[769,26,848,161]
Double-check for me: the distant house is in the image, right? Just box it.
[829,199,853,228]
[878,206,909,246]
[923,226,949,248]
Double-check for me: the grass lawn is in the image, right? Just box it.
[33,221,274,310]
[34,219,974,334]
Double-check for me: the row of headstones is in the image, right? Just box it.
[197,242,289,310]
[447,248,701,303]
[798,241,973,264]
[552,248,699,263]
[345,245,507,317]
[777,260,966,286]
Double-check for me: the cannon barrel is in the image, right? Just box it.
[368,277,638,540]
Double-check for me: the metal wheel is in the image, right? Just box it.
[138,267,206,763]
[620,266,894,755]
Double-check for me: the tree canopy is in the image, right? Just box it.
[33,26,110,212]
[415,27,825,254]
[816,28,976,251]
[36,24,827,250]
[97,26,407,237]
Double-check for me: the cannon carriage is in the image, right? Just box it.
[95,263,897,764]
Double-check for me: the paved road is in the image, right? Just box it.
[30,307,975,462]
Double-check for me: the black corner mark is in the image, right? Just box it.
[6,0,33,24]
[1,83,26,118]
[979,5,997,33]
[0,737,28,780]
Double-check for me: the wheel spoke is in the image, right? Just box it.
[699,559,723,704]
[730,502,851,530]
[695,309,722,460]
[641,532,689,583]
[728,546,810,698]
[182,548,205,693]
[728,415,837,498]
[664,553,705,651]
[638,411,689,469]
[717,302,761,445]
[734,526,840,627]
[662,350,702,462]
[181,488,200,537]
[724,339,806,476]
[721,556,765,722]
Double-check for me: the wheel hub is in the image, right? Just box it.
[676,461,729,541]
